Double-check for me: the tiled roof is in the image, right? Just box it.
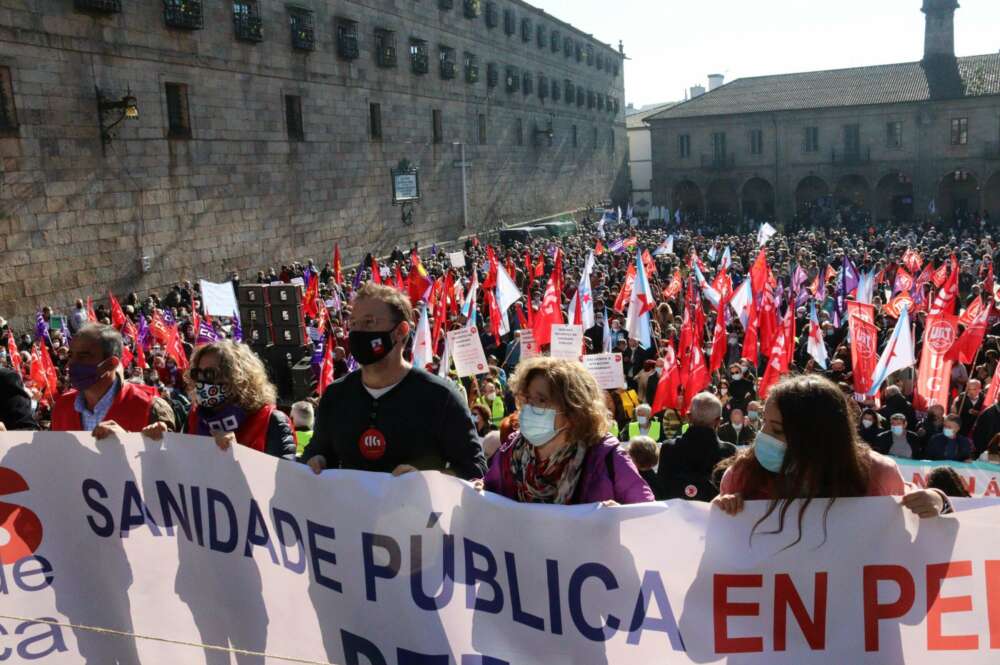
[626,101,682,129]
[648,53,1000,121]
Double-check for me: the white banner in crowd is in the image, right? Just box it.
[518,328,539,360]
[893,457,1000,496]
[582,352,626,390]
[3,433,1000,665]
[197,280,238,317]
[549,324,584,360]
[446,326,488,378]
[448,251,467,269]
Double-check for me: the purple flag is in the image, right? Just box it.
[197,320,220,345]
[352,260,365,290]
[137,314,150,350]
[231,311,243,342]
[346,354,360,373]
[34,312,49,343]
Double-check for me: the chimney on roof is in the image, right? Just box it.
[689,85,706,99]
[708,74,724,91]
[922,0,959,64]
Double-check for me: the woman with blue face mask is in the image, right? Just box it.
[713,374,950,543]
[481,357,654,506]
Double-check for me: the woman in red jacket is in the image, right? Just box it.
[713,374,949,545]
[184,341,296,459]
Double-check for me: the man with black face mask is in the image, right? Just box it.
[50,323,175,437]
[303,283,486,479]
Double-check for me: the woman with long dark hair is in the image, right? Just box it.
[713,374,949,544]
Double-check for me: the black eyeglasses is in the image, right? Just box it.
[190,367,222,383]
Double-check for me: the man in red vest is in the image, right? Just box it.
[51,323,175,437]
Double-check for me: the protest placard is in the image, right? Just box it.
[549,324,584,360]
[582,352,626,390]
[447,326,488,377]
[449,251,467,269]
[519,328,539,360]
[198,280,238,317]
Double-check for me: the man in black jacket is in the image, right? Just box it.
[0,367,37,430]
[874,413,922,459]
[879,385,917,431]
[657,392,737,502]
[973,400,1000,456]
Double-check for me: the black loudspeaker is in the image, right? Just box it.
[269,284,302,305]
[264,345,310,401]
[239,305,268,326]
[244,322,270,346]
[272,324,308,347]
[291,357,316,402]
[271,303,303,326]
[238,285,269,306]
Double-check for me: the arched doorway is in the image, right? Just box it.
[672,180,703,218]
[985,171,1000,224]
[834,174,871,211]
[795,176,829,212]
[875,172,914,223]
[706,179,739,222]
[742,177,775,221]
[937,170,981,220]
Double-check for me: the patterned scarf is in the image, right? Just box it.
[510,434,588,505]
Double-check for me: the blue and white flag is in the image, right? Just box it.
[867,305,915,396]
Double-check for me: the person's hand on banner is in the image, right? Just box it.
[901,488,947,518]
[712,492,745,515]
[212,431,236,451]
[391,464,419,476]
[470,478,485,494]
[93,420,126,440]
[307,454,327,475]
[141,421,169,440]
[0,422,6,431]
[599,500,620,508]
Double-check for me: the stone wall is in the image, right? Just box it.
[0,0,628,324]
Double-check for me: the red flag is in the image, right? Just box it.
[846,300,876,324]
[482,246,499,290]
[983,262,995,299]
[953,302,990,365]
[37,342,58,401]
[393,266,406,291]
[651,343,680,414]
[741,299,759,362]
[594,240,605,256]
[333,244,343,285]
[849,315,880,395]
[709,310,728,374]
[318,336,335,396]
[928,255,959,316]
[932,261,950,288]
[86,297,97,323]
[758,289,780,356]
[484,289,502,344]
[883,292,915,319]
[613,265,636,313]
[641,249,657,277]
[303,273,320,319]
[121,345,134,369]
[902,249,923,274]
[148,312,171,345]
[682,335,709,416]
[985,366,1000,409]
[408,255,433,306]
[749,249,769,296]
[958,296,984,328]
[759,309,795,399]
[371,257,382,285]
[532,262,563,348]
[914,313,959,411]
[514,303,529,330]
[712,270,733,307]
[663,269,682,301]
[134,341,147,370]
[29,347,48,402]
[165,324,189,371]
[534,253,546,278]
[109,292,127,330]
[7,334,22,377]
[893,267,913,295]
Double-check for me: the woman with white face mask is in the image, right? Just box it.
[712,375,951,544]
[481,357,653,506]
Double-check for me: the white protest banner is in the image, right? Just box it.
[893,456,1000,496]
[582,352,626,390]
[198,280,238,317]
[549,324,584,360]
[519,328,539,360]
[3,433,1000,663]
[449,251,467,269]
[290,277,306,288]
[447,325,488,377]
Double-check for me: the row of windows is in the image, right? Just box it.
[675,118,978,159]
[376,102,615,151]
[72,0,620,79]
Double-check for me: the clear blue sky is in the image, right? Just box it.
[528,0,1000,109]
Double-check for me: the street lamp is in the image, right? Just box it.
[96,86,138,151]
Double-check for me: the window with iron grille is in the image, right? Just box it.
[612,60,619,76]
[503,9,515,35]
[563,36,572,57]
[576,88,584,106]
[612,98,619,114]
[572,125,577,148]
[75,0,121,14]
[505,66,519,93]
[514,118,523,146]
[164,0,203,30]
[464,52,479,83]
[678,134,690,158]
[485,1,498,28]
[520,18,531,42]
[550,30,559,52]
[285,95,304,140]
[586,45,594,66]
[165,82,191,139]
[951,118,968,145]
[432,109,443,144]
[477,113,487,145]
[803,126,819,152]
[538,74,547,99]
[233,1,263,42]
[375,29,396,68]
[486,62,498,88]
[463,0,481,18]
[0,67,18,135]
[438,0,453,10]
[596,53,603,71]
[564,80,573,104]
[586,90,594,109]
[536,25,545,49]
[596,94,603,111]
[410,39,429,74]
[439,46,456,80]
[749,128,763,155]
[575,43,583,62]
[551,78,560,101]
[369,102,382,140]
[522,72,533,96]
[288,7,314,50]
[336,19,359,60]
[886,121,903,149]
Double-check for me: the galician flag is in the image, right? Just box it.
[567,252,596,329]
[626,248,654,349]
[412,304,433,370]
[867,304,916,396]
[757,222,777,247]
[461,271,478,329]
[495,260,522,335]
[806,300,828,369]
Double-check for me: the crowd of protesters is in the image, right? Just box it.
[2,204,999,526]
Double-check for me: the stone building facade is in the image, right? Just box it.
[647,0,1000,228]
[0,0,627,322]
